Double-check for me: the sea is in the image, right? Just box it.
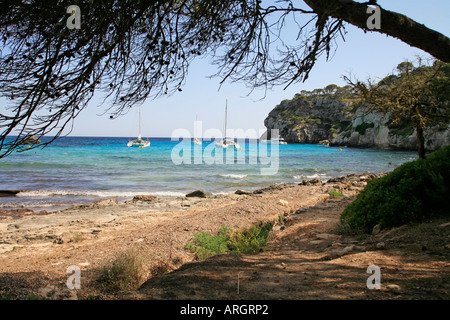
[0,136,418,212]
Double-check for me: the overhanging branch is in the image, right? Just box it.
[304,0,450,62]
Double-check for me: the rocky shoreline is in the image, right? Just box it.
[0,172,448,300]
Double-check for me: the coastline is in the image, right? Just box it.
[0,172,448,300]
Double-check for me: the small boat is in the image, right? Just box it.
[193,114,202,145]
[215,138,241,149]
[127,106,150,148]
[260,137,287,145]
[215,100,241,149]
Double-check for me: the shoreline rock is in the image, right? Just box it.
[18,135,41,145]
[186,190,211,198]
[0,190,23,197]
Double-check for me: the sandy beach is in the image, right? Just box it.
[0,173,449,300]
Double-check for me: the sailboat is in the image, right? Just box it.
[215,100,241,149]
[127,106,150,148]
[193,114,202,145]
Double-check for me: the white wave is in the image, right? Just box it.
[293,173,328,180]
[218,174,248,179]
[16,189,186,199]
[149,191,186,197]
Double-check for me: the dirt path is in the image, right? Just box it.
[0,174,448,300]
[132,196,449,300]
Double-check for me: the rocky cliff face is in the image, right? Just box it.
[263,94,353,143]
[330,107,450,151]
[264,93,450,152]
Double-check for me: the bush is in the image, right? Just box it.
[185,226,232,260]
[185,223,273,260]
[329,189,344,199]
[340,146,450,233]
[228,223,273,254]
[96,249,146,293]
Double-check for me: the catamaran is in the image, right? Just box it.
[127,106,150,148]
[215,100,241,149]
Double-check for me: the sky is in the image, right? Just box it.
[3,1,450,139]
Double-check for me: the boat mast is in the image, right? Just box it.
[138,106,142,140]
[224,100,228,140]
[195,114,198,140]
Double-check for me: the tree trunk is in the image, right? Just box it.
[303,0,450,63]
[416,125,426,159]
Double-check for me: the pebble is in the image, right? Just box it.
[385,284,401,293]
[316,233,340,240]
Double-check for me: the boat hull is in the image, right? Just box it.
[215,142,241,149]
[127,140,150,148]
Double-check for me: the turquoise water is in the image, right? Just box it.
[0,136,417,211]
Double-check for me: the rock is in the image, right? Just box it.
[376,242,386,249]
[90,199,119,207]
[278,199,289,206]
[294,207,307,214]
[18,135,41,145]
[372,224,381,236]
[328,245,355,257]
[133,195,157,202]
[341,245,356,254]
[186,190,209,198]
[0,190,22,197]
[328,244,367,258]
[235,190,252,195]
[78,262,90,267]
[301,178,322,186]
[385,284,401,293]
[316,233,340,240]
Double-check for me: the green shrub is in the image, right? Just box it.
[329,189,344,199]
[340,145,450,233]
[228,223,273,254]
[96,249,146,293]
[185,226,232,260]
[185,223,273,260]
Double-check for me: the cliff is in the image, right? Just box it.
[330,107,450,151]
[263,88,450,152]
[263,87,356,144]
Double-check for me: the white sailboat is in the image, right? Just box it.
[193,114,202,145]
[215,100,241,149]
[127,106,150,148]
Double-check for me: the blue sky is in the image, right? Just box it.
[3,1,450,138]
